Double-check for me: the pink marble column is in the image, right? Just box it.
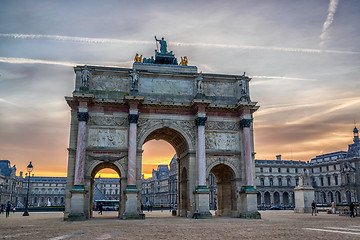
[195,117,207,186]
[240,118,253,186]
[127,114,139,186]
[74,111,89,186]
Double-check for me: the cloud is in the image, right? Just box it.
[2,33,360,55]
[320,0,339,46]
[0,57,132,68]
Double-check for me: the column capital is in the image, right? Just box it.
[77,112,89,122]
[195,117,207,126]
[240,118,252,128]
[128,114,139,124]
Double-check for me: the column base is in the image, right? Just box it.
[68,185,87,221]
[67,212,86,221]
[193,185,212,219]
[239,185,261,219]
[122,185,139,219]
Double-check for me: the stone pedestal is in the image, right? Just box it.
[122,186,139,219]
[68,186,87,221]
[294,186,315,213]
[239,186,261,219]
[194,186,212,218]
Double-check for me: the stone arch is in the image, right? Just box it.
[138,123,194,153]
[209,164,236,216]
[88,161,122,218]
[264,192,271,206]
[274,192,280,206]
[283,192,289,206]
[86,159,125,179]
[206,160,240,180]
[336,191,341,203]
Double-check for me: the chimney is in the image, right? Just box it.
[276,155,282,161]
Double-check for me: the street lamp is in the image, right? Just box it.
[23,161,33,216]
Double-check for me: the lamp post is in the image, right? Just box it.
[0,183,3,205]
[23,161,33,216]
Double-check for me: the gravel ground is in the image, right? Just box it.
[0,210,359,240]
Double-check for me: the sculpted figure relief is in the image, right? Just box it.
[81,65,90,87]
[196,72,204,95]
[129,69,139,90]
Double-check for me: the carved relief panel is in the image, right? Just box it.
[87,128,128,148]
[205,132,239,151]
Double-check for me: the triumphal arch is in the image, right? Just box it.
[64,37,260,220]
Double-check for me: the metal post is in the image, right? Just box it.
[23,174,30,216]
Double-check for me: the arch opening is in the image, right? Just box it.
[90,163,121,219]
[140,127,190,216]
[209,164,236,217]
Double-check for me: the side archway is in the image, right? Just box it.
[209,164,236,216]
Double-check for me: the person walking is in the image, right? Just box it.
[98,202,103,215]
[0,204,4,214]
[5,201,11,218]
[350,202,355,218]
[311,200,317,216]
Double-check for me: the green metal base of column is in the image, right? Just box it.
[195,185,209,193]
[71,185,86,192]
[125,185,138,192]
[239,211,261,219]
[240,185,257,193]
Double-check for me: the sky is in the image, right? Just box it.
[0,0,359,178]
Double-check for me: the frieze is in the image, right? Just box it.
[88,116,127,126]
[205,121,239,131]
[87,128,127,148]
[205,132,239,151]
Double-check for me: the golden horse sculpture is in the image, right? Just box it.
[134,53,142,63]
[179,56,188,66]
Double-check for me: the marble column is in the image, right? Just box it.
[127,114,139,188]
[74,111,89,187]
[240,118,254,187]
[195,117,207,187]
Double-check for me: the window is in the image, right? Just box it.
[327,176,331,186]
[278,168,281,173]
[320,177,324,186]
[295,178,299,186]
[347,174,351,184]
[260,178,264,186]
[295,168,298,173]
[269,168,272,173]
[270,178,273,186]
[278,178,282,186]
[320,167,322,172]
[334,165,336,170]
[326,166,329,171]
[260,167,263,173]
[334,176,338,185]
[312,168,314,173]
[287,168,290,173]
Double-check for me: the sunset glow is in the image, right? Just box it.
[0,0,359,177]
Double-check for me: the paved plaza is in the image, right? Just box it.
[0,211,360,239]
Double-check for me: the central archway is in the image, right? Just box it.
[138,125,193,217]
[89,162,122,218]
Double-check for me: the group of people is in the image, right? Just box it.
[311,200,357,217]
[0,201,15,218]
